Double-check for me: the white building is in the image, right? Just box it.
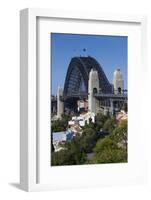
[68,112,95,127]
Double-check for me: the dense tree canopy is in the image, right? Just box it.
[89,120,128,164]
[110,120,128,150]
[51,114,71,132]
[95,113,109,131]
[51,137,86,166]
[80,128,97,153]
[90,137,127,164]
[103,117,117,133]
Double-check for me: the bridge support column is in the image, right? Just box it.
[110,99,114,116]
[57,86,64,119]
[88,69,99,114]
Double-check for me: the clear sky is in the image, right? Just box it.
[51,33,127,95]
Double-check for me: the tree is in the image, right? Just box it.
[51,120,66,132]
[96,113,108,123]
[51,150,69,166]
[110,120,127,150]
[61,114,72,124]
[81,128,96,153]
[51,114,71,132]
[83,122,95,130]
[51,137,86,166]
[90,137,127,164]
[95,113,109,131]
[103,117,117,133]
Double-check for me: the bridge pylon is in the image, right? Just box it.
[88,68,100,114]
[57,86,64,119]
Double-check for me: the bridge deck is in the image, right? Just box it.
[94,93,127,99]
[63,92,127,101]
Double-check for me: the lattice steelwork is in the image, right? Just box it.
[64,56,112,97]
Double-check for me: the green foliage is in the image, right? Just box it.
[103,117,117,133]
[51,137,86,166]
[83,122,95,130]
[51,114,71,132]
[90,120,128,164]
[51,150,69,166]
[91,137,127,164]
[61,114,72,123]
[96,113,108,124]
[110,120,128,149]
[94,137,117,153]
[81,128,97,153]
[51,120,66,132]
[51,128,97,166]
[51,112,128,166]
[95,113,109,131]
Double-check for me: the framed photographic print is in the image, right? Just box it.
[20,8,147,191]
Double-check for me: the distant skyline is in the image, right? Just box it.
[51,33,127,95]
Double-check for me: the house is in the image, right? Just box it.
[116,110,128,124]
[69,124,83,135]
[52,130,74,152]
[68,112,95,127]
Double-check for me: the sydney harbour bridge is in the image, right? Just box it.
[51,56,127,117]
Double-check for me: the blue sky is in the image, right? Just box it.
[51,33,127,95]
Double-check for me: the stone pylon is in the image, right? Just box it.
[88,69,99,114]
[57,86,64,119]
[113,69,124,94]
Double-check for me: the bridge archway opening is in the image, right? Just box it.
[118,87,121,94]
[93,87,98,94]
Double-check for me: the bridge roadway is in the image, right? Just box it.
[94,93,127,100]
[63,92,127,101]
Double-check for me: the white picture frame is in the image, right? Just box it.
[20,8,147,192]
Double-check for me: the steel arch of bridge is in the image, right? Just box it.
[63,56,112,97]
